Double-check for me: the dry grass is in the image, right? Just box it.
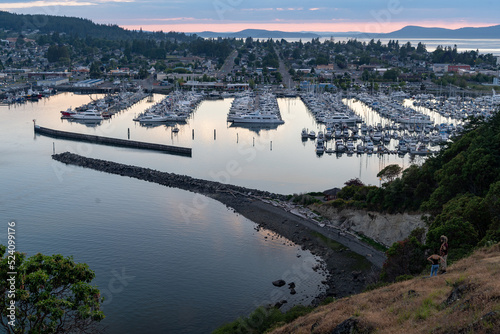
[270,244,500,334]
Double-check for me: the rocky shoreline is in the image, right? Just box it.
[52,152,386,305]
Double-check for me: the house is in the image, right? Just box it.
[323,188,341,201]
[448,64,471,73]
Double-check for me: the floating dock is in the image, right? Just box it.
[34,125,192,157]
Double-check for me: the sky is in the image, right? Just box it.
[0,0,498,33]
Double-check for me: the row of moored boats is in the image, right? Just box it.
[60,89,148,122]
[227,91,284,124]
[132,91,204,123]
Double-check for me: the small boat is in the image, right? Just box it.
[335,139,345,152]
[134,113,172,122]
[60,107,76,117]
[410,144,431,155]
[365,140,374,152]
[346,140,355,152]
[229,111,284,124]
[315,139,325,154]
[372,131,382,142]
[71,109,103,120]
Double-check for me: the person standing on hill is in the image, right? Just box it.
[427,253,442,277]
[440,235,448,273]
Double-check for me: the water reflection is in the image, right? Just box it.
[228,122,282,134]
[63,118,104,127]
[3,92,424,194]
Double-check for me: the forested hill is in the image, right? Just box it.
[0,11,194,41]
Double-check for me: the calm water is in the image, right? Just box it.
[25,93,415,194]
[1,92,419,333]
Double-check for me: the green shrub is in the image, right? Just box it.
[395,274,414,282]
[212,305,314,334]
[363,281,390,292]
[330,199,347,209]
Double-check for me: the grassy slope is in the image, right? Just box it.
[270,243,500,333]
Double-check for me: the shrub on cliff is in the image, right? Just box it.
[213,305,314,334]
[380,228,426,282]
[291,193,321,205]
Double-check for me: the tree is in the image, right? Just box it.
[15,35,25,48]
[344,178,365,187]
[89,61,102,79]
[0,245,105,333]
[416,42,427,54]
[377,164,403,183]
[383,68,400,81]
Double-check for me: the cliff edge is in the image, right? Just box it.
[270,243,500,334]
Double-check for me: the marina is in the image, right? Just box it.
[2,90,425,195]
[227,91,285,125]
[295,89,499,156]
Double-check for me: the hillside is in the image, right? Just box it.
[0,11,193,41]
[270,243,500,333]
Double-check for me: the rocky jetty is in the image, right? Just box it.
[52,152,385,305]
[52,152,286,200]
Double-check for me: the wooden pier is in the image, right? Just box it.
[34,125,192,157]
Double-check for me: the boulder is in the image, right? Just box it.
[272,279,286,287]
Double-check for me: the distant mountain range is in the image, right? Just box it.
[1,10,498,41]
[198,25,500,39]
[370,25,500,39]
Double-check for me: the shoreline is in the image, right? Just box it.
[209,192,385,302]
[52,152,386,304]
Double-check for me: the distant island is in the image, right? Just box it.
[198,25,500,39]
[197,29,321,39]
[370,24,500,39]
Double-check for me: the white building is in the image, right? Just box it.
[433,64,448,73]
[37,77,69,87]
[74,79,103,87]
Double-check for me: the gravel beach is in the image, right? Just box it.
[209,192,385,303]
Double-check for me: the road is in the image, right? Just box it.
[216,49,238,80]
[274,47,295,89]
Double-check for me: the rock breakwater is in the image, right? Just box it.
[52,152,286,200]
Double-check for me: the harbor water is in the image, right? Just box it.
[1,92,424,333]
